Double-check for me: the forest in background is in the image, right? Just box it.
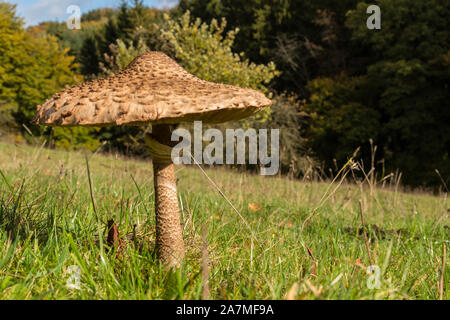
[0,0,449,188]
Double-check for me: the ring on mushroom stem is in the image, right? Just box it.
[32,51,272,268]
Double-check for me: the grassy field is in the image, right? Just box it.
[0,140,448,299]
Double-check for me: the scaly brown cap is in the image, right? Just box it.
[32,51,272,126]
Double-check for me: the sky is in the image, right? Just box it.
[8,0,179,26]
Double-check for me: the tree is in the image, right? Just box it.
[177,0,363,93]
[304,74,380,169]
[0,3,80,131]
[160,11,279,123]
[344,0,450,186]
[80,35,101,75]
[78,0,160,76]
[160,12,279,93]
[0,3,101,150]
[117,0,135,41]
[304,0,449,187]
[101,38,149,74]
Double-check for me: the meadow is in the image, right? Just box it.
[0,141,448,299]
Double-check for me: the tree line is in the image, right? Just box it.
[0,0,448,187]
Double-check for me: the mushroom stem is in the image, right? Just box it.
[150,124,185,267]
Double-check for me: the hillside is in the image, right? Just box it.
[0,141,448,299]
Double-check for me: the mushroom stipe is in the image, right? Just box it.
[32,51,272,268]
[149,124,185,266]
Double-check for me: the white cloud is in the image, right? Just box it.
[156,0,178,10]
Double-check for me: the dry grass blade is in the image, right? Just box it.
[435,169,449,193]
[330,273,343,287]
[188,152,259,250]
[286,282,299,300]
[305,279,323,298]
[300,148,358,233]
[305,244,317,278]
[130,173,152,214]
[0,271,24,279]
[22,124,34,137]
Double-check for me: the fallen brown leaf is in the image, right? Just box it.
[248,203,261,212]
[106,219,124,255]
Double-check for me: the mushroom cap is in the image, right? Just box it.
[32,51,272,127]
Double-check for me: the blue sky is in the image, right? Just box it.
[7,0,179,26]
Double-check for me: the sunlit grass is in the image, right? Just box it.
[0,141,448,299]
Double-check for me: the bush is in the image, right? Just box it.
[0,3,80,135]
[52,127,101,151]
[160,11,280,123]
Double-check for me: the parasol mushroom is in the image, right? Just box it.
[32,51,272,267]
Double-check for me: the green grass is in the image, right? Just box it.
[0,141,448,299]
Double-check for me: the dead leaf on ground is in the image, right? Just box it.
[278,220,294,228]
[248,203,261,212]
[106,219,125,255]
